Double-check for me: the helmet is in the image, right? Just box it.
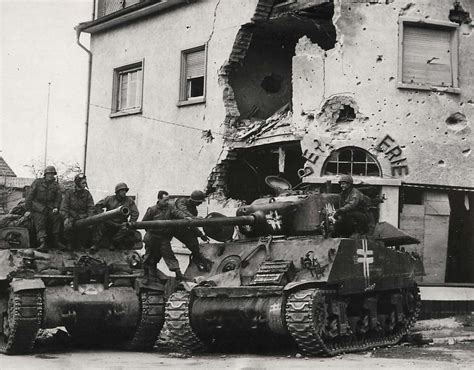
[190,190,206,203]
[115,182,129,193]
[338,174,353,185]
[44,165,57,175]
[74,173,86,184]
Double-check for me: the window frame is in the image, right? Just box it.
[111,59,145,118]
[398,17,460,94]
[321,147,382,177]
[178,44,207,107]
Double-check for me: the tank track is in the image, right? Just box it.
[162,291,208,352]
[127,289,165,351]
[0,290,43,355]
[285,287,420,356]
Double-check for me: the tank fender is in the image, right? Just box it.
[284,281,327,293]
[10,278,45,292]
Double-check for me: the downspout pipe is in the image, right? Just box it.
[75,0,95,175]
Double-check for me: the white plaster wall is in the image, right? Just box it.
[295,0,474,188]
[86,0,259,215]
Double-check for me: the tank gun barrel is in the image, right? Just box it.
[73,206,130,229]
[128,213,264,230]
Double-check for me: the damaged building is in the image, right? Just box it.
[77,0,474,288]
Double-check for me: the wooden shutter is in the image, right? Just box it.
[402,25,453,87]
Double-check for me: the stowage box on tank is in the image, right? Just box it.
[139,190,424,356]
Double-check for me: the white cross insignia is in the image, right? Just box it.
[357,239,373,286]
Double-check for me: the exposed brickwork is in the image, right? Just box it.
[211,1,278,194]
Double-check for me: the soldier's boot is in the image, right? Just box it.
[36,237,48,253]
[143,264,158,285]
[174,269,184,283]
[53,235,67,251]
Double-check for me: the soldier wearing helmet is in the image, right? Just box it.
[333,174,372,237]
[25,165,65,251]
[60,173,96,249]
[95,182,140,249]
[173,190,212,271]
[141,190,188,283]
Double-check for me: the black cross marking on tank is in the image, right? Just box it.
[357,239,373,286]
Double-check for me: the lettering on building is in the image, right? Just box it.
[299,139,325,178]
[377,135,409,176]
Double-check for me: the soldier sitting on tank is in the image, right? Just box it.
[333,174,372,238]
[60,173,97,249]
[95,182,140,249]
[25,165,66,252]
[173,190,213,272]
[142,190,189,283]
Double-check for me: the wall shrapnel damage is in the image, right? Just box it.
[208,0,337,200]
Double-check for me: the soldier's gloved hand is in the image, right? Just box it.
[52,208,59,214]
[200,234,210,242]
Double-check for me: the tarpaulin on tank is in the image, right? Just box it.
[0,250,15,280]
[373,222,419,246]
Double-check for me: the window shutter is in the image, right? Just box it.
[402,25,453,87]
[186,49,205,78]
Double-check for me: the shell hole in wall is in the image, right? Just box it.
[336,105,356,123]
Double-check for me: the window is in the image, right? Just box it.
[322,147,381,177]
[111,60,143,116]
[179,45,206,105]
[398,18,459,93]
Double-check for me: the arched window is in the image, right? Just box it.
[322,147,381,177]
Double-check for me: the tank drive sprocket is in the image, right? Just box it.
[163,291,208,352]
[285,286,420,356]
[0,289,43,355]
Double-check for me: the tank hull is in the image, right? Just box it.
[42,284,140,328]
[164,234,422,356]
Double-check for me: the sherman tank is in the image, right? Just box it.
[0,206,165,354]
[130,181,424,356]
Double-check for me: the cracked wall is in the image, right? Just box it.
[295,0,474,188]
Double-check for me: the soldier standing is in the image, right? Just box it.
[95,182,140,249]
[142,191,188,283]
[60,173,96,249]
[173,190,212,271]
[25,165,65,252]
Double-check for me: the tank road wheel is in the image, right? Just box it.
[162,291,208,353]
[285,286,421,356]
[127,289,165,351]
[0,289,43,355]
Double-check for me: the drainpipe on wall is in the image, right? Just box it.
[75,0,96,174]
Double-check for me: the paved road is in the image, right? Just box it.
[1,343,473,370]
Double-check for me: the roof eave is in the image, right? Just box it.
[76,0,189,35]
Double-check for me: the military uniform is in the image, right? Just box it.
[25,177,62,247]
[95,195,140,248]
[334,186,372,237]
[142,200,188,279]
[60,187,96,248]
[173,195,212,271]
